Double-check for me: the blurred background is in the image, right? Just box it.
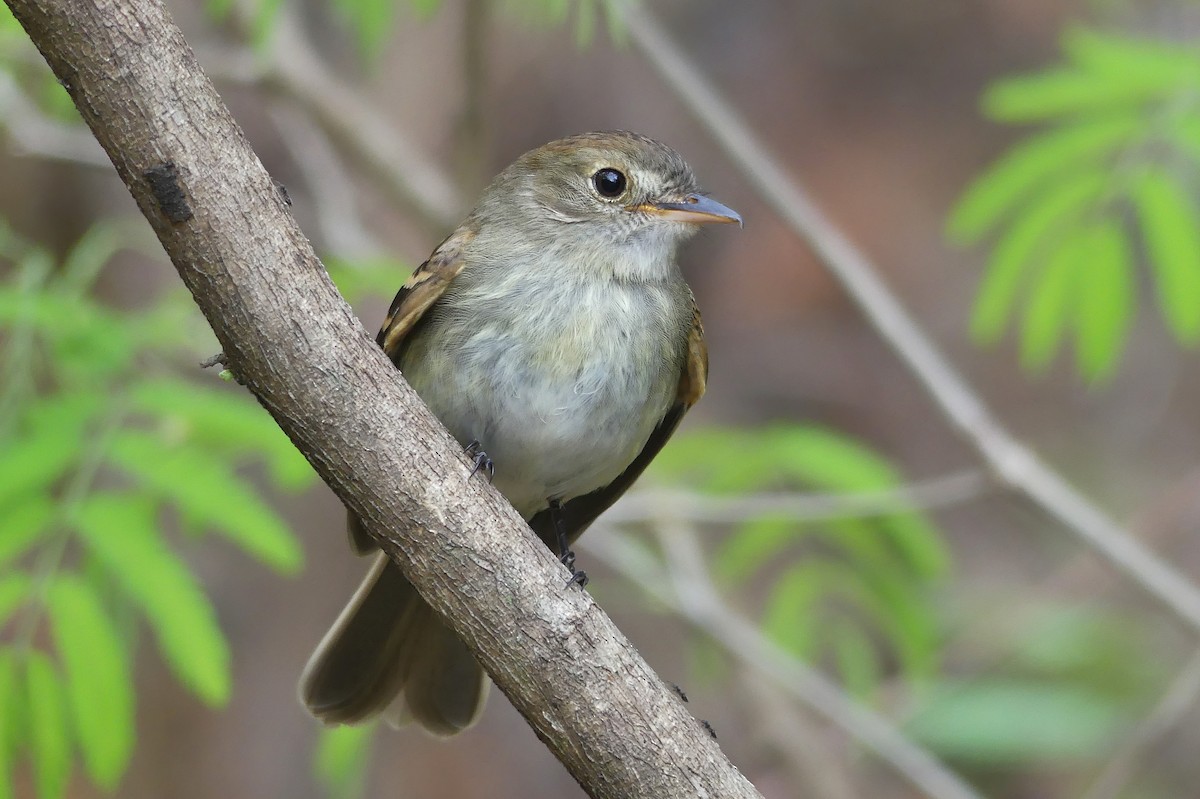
[3,0,1200,797]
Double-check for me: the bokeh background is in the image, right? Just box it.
[3,1,1200,797]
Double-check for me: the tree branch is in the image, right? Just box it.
[615,0,1200,636]
[583,523,984,799]
[3,1,762,797]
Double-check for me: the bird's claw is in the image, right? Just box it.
[549,499,587,588]
[464,440,494,482]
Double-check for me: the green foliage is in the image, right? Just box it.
[25,652,70,799]
[206,0,625,62]
[75,493,231,705]
[949,26,1200,382]
[325,255,414,305]
[0,5,79,126]
[906,604,1159,766]
[908,679,1123,763]
[315,724,376,799]
[0,222,338,798]
[46,576,133,789]
[650,425,950,699]
[0,649,19,799]
[330,0,401,59]
[500,0,626,47]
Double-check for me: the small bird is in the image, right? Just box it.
[299,131,740,734]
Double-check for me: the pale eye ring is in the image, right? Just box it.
[592,168,627,198]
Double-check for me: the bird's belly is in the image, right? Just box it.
[404,316,680,518]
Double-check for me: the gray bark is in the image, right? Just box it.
[3,0,765,797]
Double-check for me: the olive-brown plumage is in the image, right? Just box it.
[299,131,739,734]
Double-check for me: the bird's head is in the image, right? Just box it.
[472,131,740,281]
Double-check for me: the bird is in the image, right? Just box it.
[299,130,741,735]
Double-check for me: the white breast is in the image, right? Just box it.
[400,274,689,518]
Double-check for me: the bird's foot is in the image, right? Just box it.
[565,568,589,589]
[549,499,588,588]
[464,440,494,481]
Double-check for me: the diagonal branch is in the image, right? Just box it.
[3,1,763,797]
[583,523,985,799]
[615,0,1200,636]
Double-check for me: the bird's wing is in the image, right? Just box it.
[527,298,708,548]
[347,226,474,554]
[376,226,474,364]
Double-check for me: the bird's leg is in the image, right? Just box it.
[464,440,494,482]
[548,499,588,588]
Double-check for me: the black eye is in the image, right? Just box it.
[592,168,627,198]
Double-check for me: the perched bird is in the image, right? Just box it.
[299,131,741,735]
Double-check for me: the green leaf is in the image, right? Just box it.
[649,428,780,493]
[829,621,881,700]
[573,0,596,46]
[0,3,21,35]
[712,517,796,585]
[839,538,940,680]
[0,573,32,627]
[24,389,107,441]
[763,427,948,578]
[315,724,375,799]
[983,67,1178,123]
[1167,114,1200,168]
[1019,227,1084,371]
[1130,168,1200,344]
[333,0,397,59]
[875,510,949,582]
[0,648,17,799]
[129,377,314,489]
[49,303,134,382]
[249,0,285,49]
[56,223,125,297]
[906,679,1125,763]
[0,495,53,568]
[204,0,235,19]
[46,575,134,790]
[765,426,901,491]
[325,256,411,306]
[1075,221,1134,382]
[970,171,1108,343]
[599,0,629,45]
[75,492,231,705]
[25,651,71,799]
[1062,26,1200,84]
[409,0,442,18]
[762,564,827,659]
[106,431,303,573]
[946,115,1139,244]
[0,427,82,511]
[0,281,135,382]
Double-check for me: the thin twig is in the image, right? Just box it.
[5,0,763,793]
[605,469,990,526]
[267,103,382,258]
[739,668,862,799]
[227,4,464,231]
[0,71,108,167]
[455,0,490,192]
[615,0,1200,636]
[1081,650,1200,799]
[583,524,985,799]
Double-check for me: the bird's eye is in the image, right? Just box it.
[592,168,627,199]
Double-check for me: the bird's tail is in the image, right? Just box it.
[298,551,489,735]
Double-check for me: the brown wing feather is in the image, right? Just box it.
[347,226,474,554]
[377,227,475,364]
[528,301,708,548]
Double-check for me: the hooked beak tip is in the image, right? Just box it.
[645,194,742,227]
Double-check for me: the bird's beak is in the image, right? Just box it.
[642,194,743,227]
